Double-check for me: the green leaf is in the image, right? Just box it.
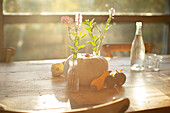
[88,33,94,40]
[76,41,78,46]
[83,22,89,26]
[93,35,97,39]
[77,44,85,51]
[71,32,76,36]
[94,36,100,43]
[86,41,95,46]
[83,20,90,26]
[104,25,112,33]
[102,24,105,29]
[75,38,79,46]
[90,18,95,26]
[79,31,82,37]
[85,19,89,22]
[81,34,87,39]
[85,28,91,32]
[93,47,96,51]
[68,45,75,51]
[106,18,111,24]
[107,25,112,30]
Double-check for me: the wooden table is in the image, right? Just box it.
[0,56,170,113]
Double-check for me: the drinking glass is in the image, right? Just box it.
[152,55,163,71]
[145,53,156,69]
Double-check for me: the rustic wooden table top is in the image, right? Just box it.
[0,56,170,113]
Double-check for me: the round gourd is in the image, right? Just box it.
[114,72,126,86]
[51,63,64,77]
[64,53,108,86]
[105,75,116,88]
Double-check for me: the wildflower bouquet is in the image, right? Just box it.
[83,8,115,56]
[61,13,86,60]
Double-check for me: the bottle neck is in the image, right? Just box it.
[135,26,142,35]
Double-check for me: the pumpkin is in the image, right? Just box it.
[64,53,108,86]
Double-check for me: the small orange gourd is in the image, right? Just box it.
[90,71,111,91]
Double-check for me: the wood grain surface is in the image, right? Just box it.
[0,57,170,113]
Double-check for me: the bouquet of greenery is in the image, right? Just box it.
[83,8,115,56]
[61,13,86,60]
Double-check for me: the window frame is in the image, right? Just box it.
[0,0,170,54]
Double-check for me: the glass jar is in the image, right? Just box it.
[67,55,79,92]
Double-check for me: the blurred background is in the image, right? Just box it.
[3,0,167,61]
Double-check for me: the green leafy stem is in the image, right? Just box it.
[68,26,86,59]
[83,16,112,55]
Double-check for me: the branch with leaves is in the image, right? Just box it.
[83,8,115,56]
[68,30,86,59]
[61,13,86,59]
[83,19,100,53]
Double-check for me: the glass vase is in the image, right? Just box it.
[67,55,79,92]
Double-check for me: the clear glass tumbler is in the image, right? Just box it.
[152,55,163,71]
[145,53,156,69]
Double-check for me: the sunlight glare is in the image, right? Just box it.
[133,87,147,105]
[36,94,71,111]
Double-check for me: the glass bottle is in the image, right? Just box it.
[67,55,79,92]
[130,22,145,71]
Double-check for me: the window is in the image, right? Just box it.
[2,0,170,61]
[4,0,165,13]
